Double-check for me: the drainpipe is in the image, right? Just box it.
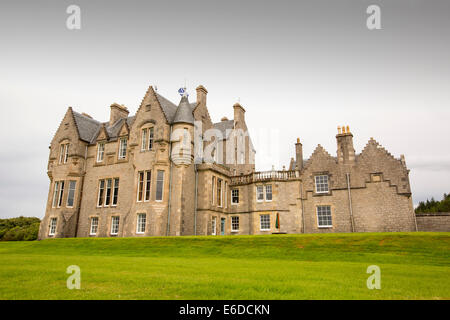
[166,125,173,236]
[194,163,198,235]
[73,145,88,238]
[346,173,355,232]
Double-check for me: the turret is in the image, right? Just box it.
[171,95,194,166]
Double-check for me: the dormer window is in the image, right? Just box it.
[118,137,127,159]
[59,143,69,164]
[315,175,329,193]
[97,142,105,162]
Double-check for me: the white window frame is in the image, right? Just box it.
[104,178,112,206]
[224,182,228,208]
[141,128,147,151]
[315,175,329,194]
[211,176,215,205]
[136,213,146,234]
[155,170,164,202]
[231,216,239,232]
[97,142,105,162]
[57,181,65,208]
[317,205,333,228]
[137,171,144,202]
[260,214,271,231]
[118,137,127,159]
[231,188,239,205]
[64,144,69,163]
[144,171,151,202]
[59,144,65,164]
[148,127,154,150]
[110,216,120,235]
[90,217,99,235]
[211,216,217,235]
[49,217,57,236]
[66,180,76,208]
[112,178,119,206]
[265,184,272,202]
[97,179,105,207]
[52,181,60,208]
[256,185,264,202]
[217,178,223,207]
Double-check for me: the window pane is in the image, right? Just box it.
[265,185,272,201]
[105,179,112,206]
[98,180,105,206]
[52,182,59,207]
[137,214,146,233]
[260,214,270,230]
[112,178,119,205]
[317,206,332,227]
[90,217,98,235]
[148,127,154,150]
[137,172,144,202]
[145,171,151,201]
[231,216,239,231]
[58,181,65,207]
[156,170,164,201]
[141,129,147,150]
[67,181,76,207]
[111,216,120,235]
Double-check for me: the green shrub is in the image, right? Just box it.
[0,217,41,241]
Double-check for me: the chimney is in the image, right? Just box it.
[336,125,356,164]
[295,138,303,170]
[110,103,129,126]
[196,85,208,107]
[233,102,246,124]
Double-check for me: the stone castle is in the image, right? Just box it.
[38,85,417,239]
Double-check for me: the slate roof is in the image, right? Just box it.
[213,120,234,140]
[155,92,178,123]
[173,96,195,124]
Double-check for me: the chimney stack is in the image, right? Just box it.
[196,85,208,107]
[233,102,246,124]
[336,125,355,164]
[295,138,303,170]
[110,103,129,126]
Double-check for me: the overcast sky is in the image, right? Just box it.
[1,0,449,218]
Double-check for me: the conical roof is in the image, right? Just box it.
[173,95,194,124]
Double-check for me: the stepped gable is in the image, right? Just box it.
[302,144,336,172]
[359,137,398,162]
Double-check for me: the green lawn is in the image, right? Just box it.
[0,232,449,299]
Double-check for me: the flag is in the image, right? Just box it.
[275,213,280,229]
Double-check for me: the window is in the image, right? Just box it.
[97,142,105,162]
[136,214,146,234]
[224,182,228,208]
[256,186,264,202]
[66,181,76,207]
[105,179,112,206]
[59,143,69,164]
[148,127,154,150]
[52,181,60,208]
[231,216,239,232]
[112,178,119,206]
[59,145,65,164]
[90,217,98,235]
[315,175,329,193]
[57,181,65,207]
[211,176,215,204]
[141,128,147,151]
[137,172,144,202]
[49,218,57,236]
[317,206,332,228]
[232,189,239,204]
[137,171,151,202]
[260,214,270,231]
[211,216,217,235]
[111,216,120,235]
[217,178,222,207]
[265,185,272,201]
[97,180,105,207]
[118,137,127,159]
[155,170,164,201]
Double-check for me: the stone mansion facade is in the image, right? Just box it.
[38,85,417,239]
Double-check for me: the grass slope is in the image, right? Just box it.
[0,232,449,299]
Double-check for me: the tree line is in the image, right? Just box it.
[415,193,450,214]
[0,217,41,241]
